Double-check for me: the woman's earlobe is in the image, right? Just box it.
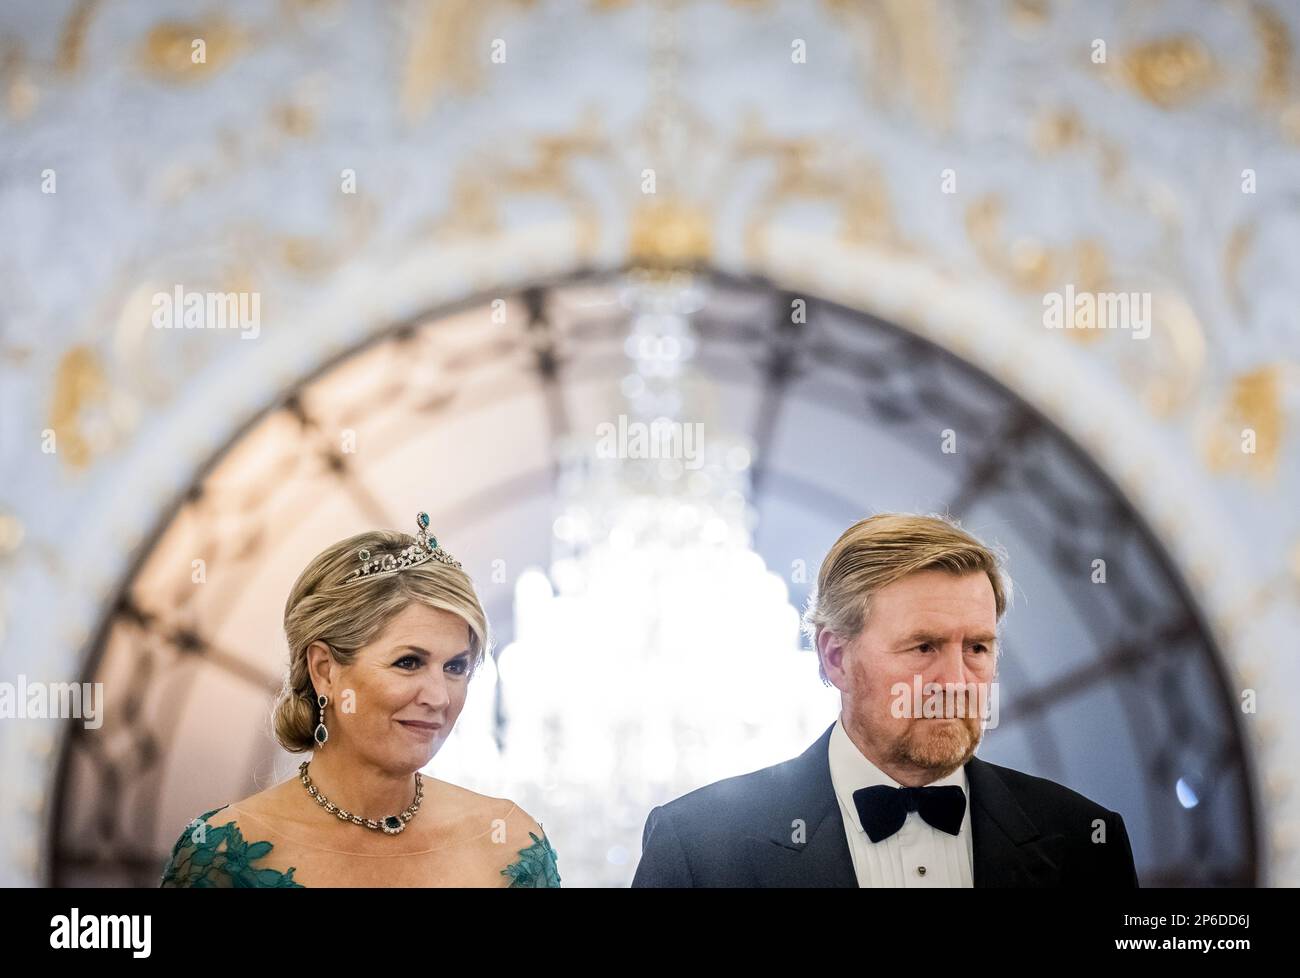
[306,640,334,692]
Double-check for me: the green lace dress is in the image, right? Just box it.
[160,805,561,888]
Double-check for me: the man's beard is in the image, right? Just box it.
[886,714,983,776]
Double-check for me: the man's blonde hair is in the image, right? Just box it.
[802,513,1012,684]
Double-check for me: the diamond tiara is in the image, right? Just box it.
[343,512,462,583]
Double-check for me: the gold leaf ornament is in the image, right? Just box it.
[139,19,245,82]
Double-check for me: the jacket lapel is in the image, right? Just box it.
[741,726,1068,887]
[749,723,857,887]
[966,755,1066,887]
[745,729,1067,887]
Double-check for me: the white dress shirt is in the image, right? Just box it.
[828,715,974,887]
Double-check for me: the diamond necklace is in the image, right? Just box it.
[298,760,423,835]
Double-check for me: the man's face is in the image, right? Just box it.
[819,569,998,784]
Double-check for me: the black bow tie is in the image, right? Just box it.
[852,784,966,843]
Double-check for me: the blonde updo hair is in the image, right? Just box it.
[272,528,490,753]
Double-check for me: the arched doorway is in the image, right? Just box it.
[50,267,1257,887]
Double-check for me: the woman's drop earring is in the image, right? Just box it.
[314,693,329,747]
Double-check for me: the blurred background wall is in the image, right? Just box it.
[0,0,1297,887]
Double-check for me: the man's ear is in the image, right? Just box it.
[818,628,850,692]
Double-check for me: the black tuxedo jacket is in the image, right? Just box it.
[631,722,1139,887]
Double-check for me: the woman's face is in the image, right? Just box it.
[318,602,475,774]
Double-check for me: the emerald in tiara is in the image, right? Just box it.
[344,512,462,582]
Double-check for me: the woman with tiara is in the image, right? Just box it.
[161,513,560,887]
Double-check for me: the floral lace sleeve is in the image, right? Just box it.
[501,830,561,888]
[160,806,304,888]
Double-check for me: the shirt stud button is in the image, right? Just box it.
[917,866,927,876]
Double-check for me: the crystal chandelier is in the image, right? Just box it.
[432,272,837,885]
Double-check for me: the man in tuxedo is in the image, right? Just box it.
[632,513,1139,887]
